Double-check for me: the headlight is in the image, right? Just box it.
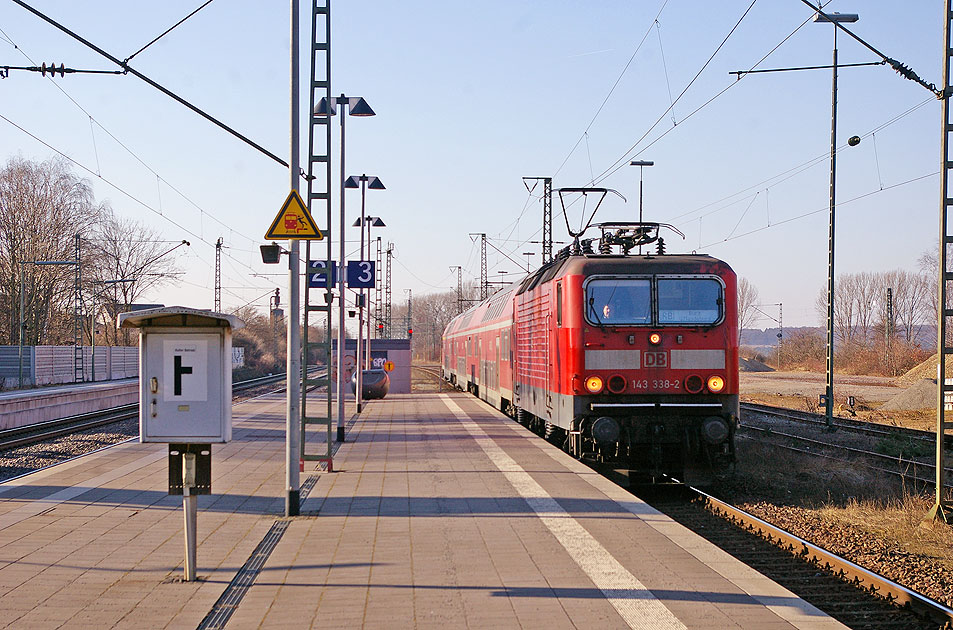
[685,374,704,394]
[648,332,661,345]
[607,374,627,394]
[707,375,725,393]
[585,375,604,394]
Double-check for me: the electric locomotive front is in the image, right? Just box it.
[513,224,738,482]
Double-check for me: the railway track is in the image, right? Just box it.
[0,372,289,451]
[740,401,938,486]
[741,401,935,444]
[641,484,953,629]
[435,371,953,626]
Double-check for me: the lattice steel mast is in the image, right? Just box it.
[301,0,334,472]
[929,0,953,524]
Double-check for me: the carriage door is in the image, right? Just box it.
[495,335,501,390]
[545,312,553,411]
[554,283,563,394]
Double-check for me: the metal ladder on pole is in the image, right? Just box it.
[929,2,953,523]
[302,0,334,470]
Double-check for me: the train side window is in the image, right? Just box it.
[556,283,563,327]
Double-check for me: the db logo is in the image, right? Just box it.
[643,351,667,368]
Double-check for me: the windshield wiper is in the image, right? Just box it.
[587,297,605,328]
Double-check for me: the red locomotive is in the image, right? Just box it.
[443,222,738,483]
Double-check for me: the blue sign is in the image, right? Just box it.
[308,260,338,288]
[347,261,375,289]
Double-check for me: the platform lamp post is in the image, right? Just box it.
[815,10,859,430]
[347,174,385,414]
[354,215,385,374]
[314,94,376,441]
[630,160,654,254]
[18,259,77,389]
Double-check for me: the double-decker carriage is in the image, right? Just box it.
[443,222,738,483]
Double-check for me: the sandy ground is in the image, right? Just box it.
[740,371,900,403]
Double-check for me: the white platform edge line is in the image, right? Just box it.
[494,406,848,630]
[440,393,686,630]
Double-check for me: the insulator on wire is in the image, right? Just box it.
[40,63,65,77]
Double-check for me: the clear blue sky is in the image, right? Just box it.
[0,1,942,328]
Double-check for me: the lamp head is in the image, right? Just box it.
[314,97,336,116]
[367,176,385,190]
[260,244,283,264]
[813,11,859,23]
[344,176,361,188]
[348,97,375,116]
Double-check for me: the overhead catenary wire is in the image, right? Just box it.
[123,0,214,65]
[10,0,290,169]
[503,4,810,273]
[0,112,278,293]
[670,96,935,226]
[700,171,936,249]
[654,19,677,126]
[797,0,942,97]
[585,0,762,187]
[552,0,670,179]
[0,23,261,248]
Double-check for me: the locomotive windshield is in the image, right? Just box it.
[657,278,722,324]
[585,276,723,326]
[585,279,651,325]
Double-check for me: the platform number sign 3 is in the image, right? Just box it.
[347,261,375,289]
[163,339,208,402]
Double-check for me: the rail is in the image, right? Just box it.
[689,485,953,627]
[740,401,935,444]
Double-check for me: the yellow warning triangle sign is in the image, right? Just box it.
[265,190,323,240]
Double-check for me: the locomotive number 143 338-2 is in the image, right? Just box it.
[632,378,680,391]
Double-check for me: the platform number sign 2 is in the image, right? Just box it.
[347,261,375,289]
[163,339,208,402]
[307,260,338,288]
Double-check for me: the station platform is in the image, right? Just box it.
[0,378,137,430]
[0,390,845,629]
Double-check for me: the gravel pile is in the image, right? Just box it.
[0,417,137,482]
[881,378,937,411]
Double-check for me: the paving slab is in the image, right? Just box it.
[0,389,846,629]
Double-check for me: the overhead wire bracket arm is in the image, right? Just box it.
[10,0,290,168]
[799,0,944,98]
[730,60,883,78]
[0,63,124,77]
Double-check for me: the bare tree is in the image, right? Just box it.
[876,269,930,343]
[0,156,103,345]
[919,246,938,335]
[85,208,186,345]
[852,271,878,344]
[737,277,759,344]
